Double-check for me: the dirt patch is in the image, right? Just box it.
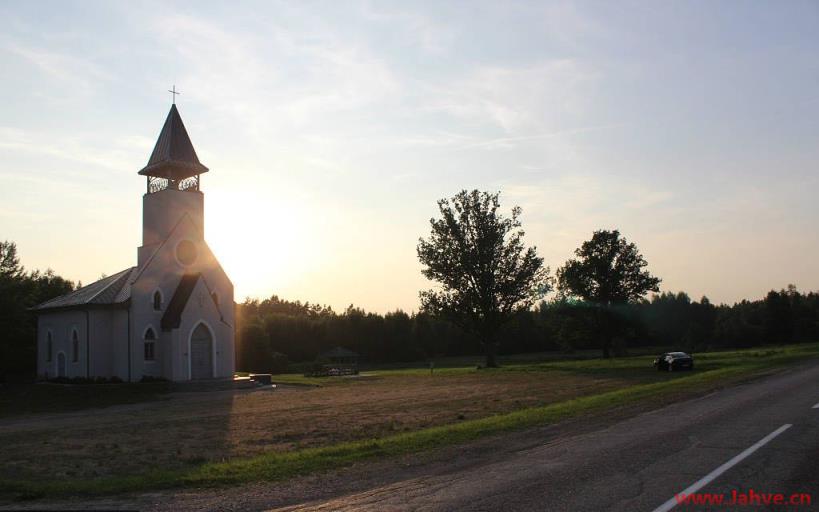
[0,370,633,481]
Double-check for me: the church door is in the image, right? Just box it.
[190,323,214,379]
[57,352,66,378]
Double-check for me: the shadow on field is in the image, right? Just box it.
[0,380,172,418]
[0,380,238,485]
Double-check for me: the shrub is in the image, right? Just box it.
[139,376,168,383]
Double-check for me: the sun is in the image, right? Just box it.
[205,191,321,300]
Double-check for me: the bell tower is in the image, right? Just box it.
[137,104,209,267]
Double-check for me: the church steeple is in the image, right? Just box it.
[138,104,208,265]
[139,104,209,193]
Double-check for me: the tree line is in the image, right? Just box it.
[240,190,818,371]
[236,286,819,371]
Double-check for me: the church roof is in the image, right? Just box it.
[32,267,136,311]
[161,273,224,331]
[161,273,202,330]
[138,104,209,180]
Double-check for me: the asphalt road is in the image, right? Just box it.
[273,363,819,512]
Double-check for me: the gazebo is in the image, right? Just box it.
[313,347,360,376]
[320,346,360,367]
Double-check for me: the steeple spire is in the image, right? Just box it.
[138,104,208,193]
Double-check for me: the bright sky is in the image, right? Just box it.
[2,1,818,313]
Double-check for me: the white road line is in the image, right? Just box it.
[812,401,819,409]
[651,423,793,512]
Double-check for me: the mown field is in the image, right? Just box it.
[1,343,817,498]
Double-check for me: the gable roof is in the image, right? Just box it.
[161,273,201,330]
[32,267,136,311]
[138,104,209,180]
[160,273,227,331]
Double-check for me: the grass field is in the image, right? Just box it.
[1,343,817,498]
[0,381,172,418]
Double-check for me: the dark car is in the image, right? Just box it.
[654,352,694,371]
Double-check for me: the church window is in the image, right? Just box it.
[71,330,79,363]
[46,332,53,362]
[211,292,219,306]
[153,290,162,311]
[144,342,155,361]
[144,327,156,361]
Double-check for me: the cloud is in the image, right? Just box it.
[358,2,456,54]
[423,59,599,134]
[501,172,676,239]
[149,14,270,117]
[539,1,605,48]
[456,123,623,151]
[149,11,402,138]
[5,43,112,95]
[0,126,152,173]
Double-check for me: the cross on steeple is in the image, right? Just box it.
[168,85,180,105]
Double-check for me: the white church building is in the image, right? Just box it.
[33,104,235,382]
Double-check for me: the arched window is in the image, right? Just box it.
[71,330,79,363]
[211,292,219,307]
[46,332,53,362]
[144,327,156,361]
[153,290,162,311]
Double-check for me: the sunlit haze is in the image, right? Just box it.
[2,1,819,312]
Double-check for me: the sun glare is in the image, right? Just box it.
[206,193,321,300]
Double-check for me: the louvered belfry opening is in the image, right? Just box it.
[138,104,209,194]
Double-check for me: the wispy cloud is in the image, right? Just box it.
[0,126,152,172]
[456,123,624,151]
[424,60,599,134]
[5,43,112,96]
[149,11,402,138]
[359,3,456,54]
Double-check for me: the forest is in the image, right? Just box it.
[236,286,819,372]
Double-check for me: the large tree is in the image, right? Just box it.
[557,229,660,358]
[417,190,551,367]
